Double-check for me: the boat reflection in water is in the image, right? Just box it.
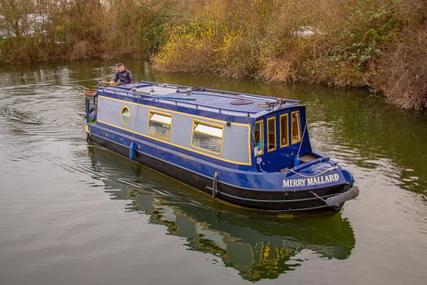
[88,146,355,281]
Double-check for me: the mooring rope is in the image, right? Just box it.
[296,122,308,158]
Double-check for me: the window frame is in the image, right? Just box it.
[266,116,277,152]
[148,110,172,140]
[279,113,289,148]
[254,120,264,156]
[291,110,301,144]
[191,120,224,155]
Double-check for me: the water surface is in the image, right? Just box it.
[0,61,426,285]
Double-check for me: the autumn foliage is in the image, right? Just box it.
[0,0,425,109]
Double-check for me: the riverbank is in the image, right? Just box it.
[0,0,425,109]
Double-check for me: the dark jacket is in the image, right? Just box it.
[113,70,134,85]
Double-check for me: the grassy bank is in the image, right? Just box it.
[1,0,426,109]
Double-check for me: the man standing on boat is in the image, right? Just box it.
[110,63,134,86]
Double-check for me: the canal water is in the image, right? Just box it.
[0,61,426,285]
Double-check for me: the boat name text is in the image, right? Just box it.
[282,173,340,188]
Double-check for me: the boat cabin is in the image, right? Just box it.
[87,82,314,173]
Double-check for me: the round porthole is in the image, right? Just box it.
[120,106,131,125]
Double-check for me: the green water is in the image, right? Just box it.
[0,60,426,285]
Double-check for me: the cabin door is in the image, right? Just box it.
[254,116,280,172]
[263,115,280,171]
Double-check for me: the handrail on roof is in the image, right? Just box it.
[99,88,257,117]
[97,81,300,117]
[147,81,300,105]
[144,81,281,102]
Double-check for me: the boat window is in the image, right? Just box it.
[254,121,263,156]
[267,116,276,152]
[280,114,289,147]
[148,111,172,139]
[120,106,131,125]
[192,121,223,153]
[291,111,301,144]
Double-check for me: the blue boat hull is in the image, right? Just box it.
[88,130,357,212]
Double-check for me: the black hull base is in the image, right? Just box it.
[89,134,355,212]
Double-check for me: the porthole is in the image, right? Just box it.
[120,106,131,125]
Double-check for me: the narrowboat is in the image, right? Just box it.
[84,81,359,212]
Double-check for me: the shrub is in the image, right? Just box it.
[153,21,220,72]
[375,28,427,109]
[0,0,425,110]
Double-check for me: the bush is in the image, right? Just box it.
[0,0,425,110]
[375,28,427,109]
[154,21,219,72]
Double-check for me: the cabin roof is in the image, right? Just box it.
[100,81,301,118]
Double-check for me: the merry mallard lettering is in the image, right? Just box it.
[282,173,340,188]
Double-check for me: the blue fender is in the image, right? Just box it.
[129,142,136,160]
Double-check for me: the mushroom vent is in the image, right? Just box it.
[230,98,254,105]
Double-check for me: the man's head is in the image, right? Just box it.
[116,63,125,72]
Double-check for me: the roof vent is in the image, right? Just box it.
[177,88,192,96]
[230,98,254,105]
